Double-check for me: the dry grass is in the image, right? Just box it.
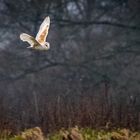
[0,126,140,140]
[10,127,44,140]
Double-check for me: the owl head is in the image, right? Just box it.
[44,42,50,49]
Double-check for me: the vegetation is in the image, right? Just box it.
[0,127,140,140]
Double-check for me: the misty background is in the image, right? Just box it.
[0,0,140,133]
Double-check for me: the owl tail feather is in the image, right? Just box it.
[27,46,33,48]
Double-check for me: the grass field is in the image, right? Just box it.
[0,126,140,140]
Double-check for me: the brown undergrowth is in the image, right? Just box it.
[1,126,139,140]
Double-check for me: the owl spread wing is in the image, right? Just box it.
[35,16,50,45]
[20,33,39,46]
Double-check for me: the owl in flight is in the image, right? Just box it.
[20,16,50,50]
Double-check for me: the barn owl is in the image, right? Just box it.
[20,16,50,50]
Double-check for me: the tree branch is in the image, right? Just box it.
[55,18,140,30]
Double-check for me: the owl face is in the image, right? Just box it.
[44,42,50,49]
[20,16,50,51]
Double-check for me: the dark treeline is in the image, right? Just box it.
[0,0,140,133]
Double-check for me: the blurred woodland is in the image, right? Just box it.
[0,0,140,133]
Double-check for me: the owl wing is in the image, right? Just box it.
[35,16,50,45]
[20,33,39,46]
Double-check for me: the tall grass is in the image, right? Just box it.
[1,126,140,140]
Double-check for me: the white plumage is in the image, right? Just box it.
[20,16,50,51]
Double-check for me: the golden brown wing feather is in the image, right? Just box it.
[35,16,50,45]
[36,28,48,45]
